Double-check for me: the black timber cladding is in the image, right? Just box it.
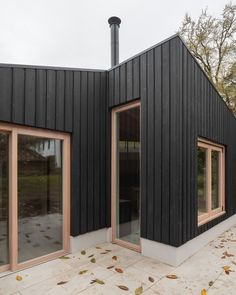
[0,64,108,236]
[0,34,236,248]
[107,35,236,247]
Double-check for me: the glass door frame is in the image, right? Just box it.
[0,123,70,273]
[111,100,141,252]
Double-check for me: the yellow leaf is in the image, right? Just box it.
[59,256,70,260]
[135,286,143,295]
[166,274,178,279]
[79,270,88,275]
[117,285,129,291]
[223,266,231,271]
[16,275,23,281]
[201,289,207,295]
[95,279,105,285]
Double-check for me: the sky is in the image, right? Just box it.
[0,0,229,69]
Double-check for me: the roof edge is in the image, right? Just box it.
[0,62,106,73]
[108,33,180,71]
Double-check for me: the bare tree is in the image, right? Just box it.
[179,3,236,112]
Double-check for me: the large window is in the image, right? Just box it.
[197,139,225,226]
[0,124,70,273]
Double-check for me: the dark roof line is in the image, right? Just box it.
[0,62,106,73]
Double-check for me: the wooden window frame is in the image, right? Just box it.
[197,138,225,227]
[0,123,70,273]
[111,101,141,253]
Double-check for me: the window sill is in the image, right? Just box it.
[198,211,226,227]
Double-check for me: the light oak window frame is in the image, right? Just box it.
[0,123,70,273]
[111,100,141,253]
[197,138,225,226]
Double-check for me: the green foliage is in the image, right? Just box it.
[179,2,236,114]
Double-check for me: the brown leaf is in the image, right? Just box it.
[105,249,112,252]
[117,285,129,291]
[79,270,88,275]
[223,265,231,275]
[88,254,94,258]
[107,265,114,269]
[90,258,96,263]
[135,286,143,295]
[223,251,234,257]
[148,276,155,283]
[115,267,123,273]
[81,250,86,255]
[112,256,118,260]
[166,274,178,279]
[100,252,109,254]
[16,275,23,281]
[208,281,214,286]
[201,289,207,295]
[57,281,68,285]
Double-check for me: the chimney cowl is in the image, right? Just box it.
[108,16,121,27]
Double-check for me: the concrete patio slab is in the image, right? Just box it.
[1,225,236,295]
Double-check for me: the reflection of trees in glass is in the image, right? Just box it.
[197,147,207,214]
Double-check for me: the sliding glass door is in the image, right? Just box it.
[112,101,141,251]
[0,125,70,272]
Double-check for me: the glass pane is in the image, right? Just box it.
[197,147,208,216]
[212,150,220,210]
[0,133,9,266]
[116,106,140,245]
[18,135,63,263]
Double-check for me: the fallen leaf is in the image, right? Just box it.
[57,281,68,285]
[135,286,143,295]
[115,268,123,273]
[100,252,109,254]
[166,274,178,279]
[59,256,70,260]
[96,246,102,249]
[16,275,23,281]
[117,285,129,291]
[208,281,214,286]
[88,254,94,258]
[223,265,231,275]
[90,258,96,263]
[90,279,105,285]
[105,249,112,252]
[79,270,88,275]
[148,276,155,283]
[81,250,86,255]
[201,289,207,295]
[223,251,234,257]
[95,279,105,285]
[112,256,118,260]
[107,265,114,269]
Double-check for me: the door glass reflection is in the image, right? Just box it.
[0,133,9,266]
[18,135,63,263]
[116,106,140,245]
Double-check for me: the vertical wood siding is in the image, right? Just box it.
[107,35,236,247]
[0,65,107,236]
